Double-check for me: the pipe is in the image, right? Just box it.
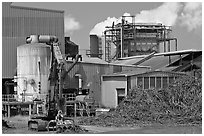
[39,35,58,43]
[26,35,58,44]
[175,38,178,51]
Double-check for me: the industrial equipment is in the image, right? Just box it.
[26,35,84,131]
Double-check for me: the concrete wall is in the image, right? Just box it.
[101,76,127,108]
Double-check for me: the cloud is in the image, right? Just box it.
[90,16,118,36]
[179,2,202,31]
[64,15,81,36]
[90,2,202,36]
[134,2,181,26]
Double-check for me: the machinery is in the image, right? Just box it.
[27,35,83,131]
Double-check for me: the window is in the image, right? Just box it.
[137,77,143,89]
[144,77,149,89]
[150,77,155,89]
[116,88,125,105]
[156,77,161,89]
[163,77,168,88]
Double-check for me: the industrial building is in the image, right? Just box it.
[2,2,64,95]
[101,71,187,108]
[2,2,64,117]
[2,3,202,119]
[87,16,178,62]
[101,50,201,108]
[63,58,149,105]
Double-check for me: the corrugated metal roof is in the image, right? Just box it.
[66,57,150,69]
[112,57,144,65]
[11,3,64,13]
[102,69,148,77]
[82,57,109,64]
[112,52,192,71]
[112,50,201,66]
[138,55,180,71]
[155,49,201,56]
[103,70,187,77]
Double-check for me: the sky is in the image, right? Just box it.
[12,2,202,55]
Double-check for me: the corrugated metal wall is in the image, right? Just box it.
[2,2,64,78]
[63,62,144,104]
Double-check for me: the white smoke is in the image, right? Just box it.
[65,15,81,36]
[179,2,202,31]
[134,2,181,26]
[90,2,202,36]
[90,17,119,36]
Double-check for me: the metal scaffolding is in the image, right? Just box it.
[104,15,177,62]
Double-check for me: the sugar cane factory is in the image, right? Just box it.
[2,2,202,134]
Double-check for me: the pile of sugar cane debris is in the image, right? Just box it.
[79,72,202,127]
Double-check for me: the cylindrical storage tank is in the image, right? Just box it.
[90,35,99,57]
[17,43,51,102]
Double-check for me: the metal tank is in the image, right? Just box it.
[17,35,53,102]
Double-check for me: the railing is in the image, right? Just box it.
[2,94,19,102]
[2,94,48,102]
[62,93,76,102]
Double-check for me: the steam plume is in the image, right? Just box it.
[179,2,202,31]
[90,2,202,36]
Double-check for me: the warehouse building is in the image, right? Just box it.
[101,71,187,108]
[101,50,201,108]
[2,2,65,95]
[64,57,149,105]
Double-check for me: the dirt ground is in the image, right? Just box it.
[2,115,202,134]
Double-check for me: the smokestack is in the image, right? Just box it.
[90,35,99,57]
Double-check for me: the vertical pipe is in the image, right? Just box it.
[38,60,41,94]
[175,39,177,51]
[74,102,77,118]
[5,105,8,117]
[29,104,32,116]
[133,16,136,56]
[121,17,124,58]
[121,27,123,58]
[14,76,17,95]
[104,31,107,61]
[168,40,170,52]
[8,105,10,118]
[59,64,63,100]
[164,28,166,52]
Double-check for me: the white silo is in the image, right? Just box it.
[17,35,52,102]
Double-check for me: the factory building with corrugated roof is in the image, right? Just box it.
[2,2,64,94]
